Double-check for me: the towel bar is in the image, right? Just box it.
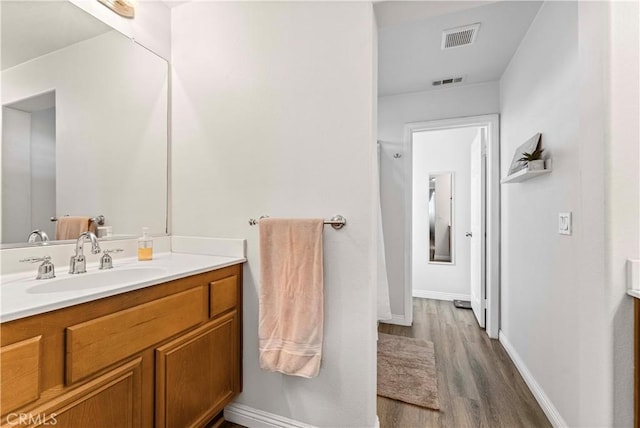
[50,215,105,226]
[249,215,346,230]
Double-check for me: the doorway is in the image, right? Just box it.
[2,91,57,244]
[403,114,500,337]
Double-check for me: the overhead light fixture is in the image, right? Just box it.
[97,0,135,18]
[441,23,480,49]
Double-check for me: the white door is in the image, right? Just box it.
[469,129,486,328]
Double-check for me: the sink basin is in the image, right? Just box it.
[1,252,245,323]
[26,267,168,294]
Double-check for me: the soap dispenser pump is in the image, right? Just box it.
[138,227,153,261]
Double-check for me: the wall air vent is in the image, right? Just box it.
[441,23,480,49]
[432,76,464,87]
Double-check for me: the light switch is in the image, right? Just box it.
[559,212,572,235]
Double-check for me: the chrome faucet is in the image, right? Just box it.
[69,232,101,274]
[20,256,56,280]
[27,230,49,243]
[99,248,124,270]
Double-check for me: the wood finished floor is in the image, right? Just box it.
[220,421,244,428]
[378,298,551,428]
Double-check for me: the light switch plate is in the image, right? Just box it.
[559,212,572,235]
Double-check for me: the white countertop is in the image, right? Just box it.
[0,252,246,323]
[628,260,640,299]
[627,289,640,300]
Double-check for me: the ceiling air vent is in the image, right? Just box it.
[432,76,464,87]
[441,23,480,49]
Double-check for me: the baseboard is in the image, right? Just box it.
[412,290,470,301]
[379,314,411,326]
[498,331,568,428]
[224,403,316,428]
[379,293,472,326]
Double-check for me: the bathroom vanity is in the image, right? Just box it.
[0,256,243,428]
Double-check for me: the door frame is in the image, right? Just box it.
[403,114,500,338]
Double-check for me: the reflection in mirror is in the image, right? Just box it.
[3,92,57,243]
[428,172,454,264]
[1,1,168,247]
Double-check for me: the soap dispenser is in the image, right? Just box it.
[138,227,153,261]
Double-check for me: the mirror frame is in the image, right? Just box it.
[427,171,455,265]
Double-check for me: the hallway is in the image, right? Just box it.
[378,298,550,427]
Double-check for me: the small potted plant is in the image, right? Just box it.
[518,146,545,171]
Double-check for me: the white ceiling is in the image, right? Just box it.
[1,1,112,71]
[5,91,56,113]
[3,1,541,94]
[374,1,497,29]
[376,1,542,97]
[158,0,190,8]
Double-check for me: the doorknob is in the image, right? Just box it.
[465,232,473,237]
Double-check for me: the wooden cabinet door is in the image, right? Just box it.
[155,311,239,428]
[2,358,142,428]
[1,336,42,415]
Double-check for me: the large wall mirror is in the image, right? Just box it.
[428,172,454,264]
[1,1,168,247]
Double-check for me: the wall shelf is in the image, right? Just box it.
[501,167,552,184]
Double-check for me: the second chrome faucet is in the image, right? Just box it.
[69,232,101,274]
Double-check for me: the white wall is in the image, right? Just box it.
[2,31,168,239]
[171,2,377,427]
[412,127,476,300]
[500,3,580,423]
[378,82,498,319]
[2,104,55,244]
[608,2,640,426]
[499,2,639,426]
[30,107,56,240]
[1,107,31,243]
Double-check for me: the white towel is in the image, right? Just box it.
[258,218,324,378]
[55,216,95,240]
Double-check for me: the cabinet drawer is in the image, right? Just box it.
[66,286,208,384]
[0,336,41,415]
[209,275,238,318]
